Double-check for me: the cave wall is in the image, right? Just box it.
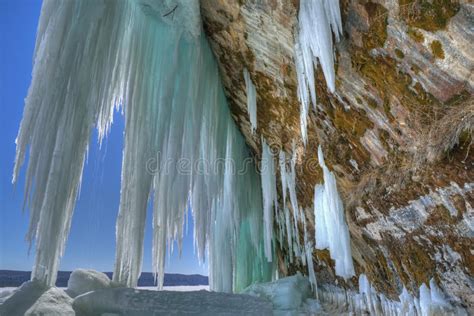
[200,0,473,308]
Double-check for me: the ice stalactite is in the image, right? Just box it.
[288,149,300,234]
[301,209,318,293]
[260,138,278,262]
[14,0,273,292]
[278,151,293,263]
[418,279,455,316]
[295,0,342,144]
[399,287,418,316]
[359,274,380,315]
[318,274,399,315]
[276,148,303,266]
[313,146,354,279]
[13,0,134,286]
[243,68,257,133]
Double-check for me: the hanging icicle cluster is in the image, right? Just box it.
[318,274,459,315]
[295,0,343,144]
[13,0,273,292]
[272,145,353,287]
[314,146,354,279]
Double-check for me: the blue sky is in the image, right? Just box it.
[0,0,207,276]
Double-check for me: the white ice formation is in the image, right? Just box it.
[317,274,464,316]
[242,273,323,314]
[276,149,301,258]
[13,0,273,293]
[243,68,257,133]
[295,0,343,144]
[260,138,278,262]
[314,146,355,279]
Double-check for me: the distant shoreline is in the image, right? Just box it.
[0,270,208,287]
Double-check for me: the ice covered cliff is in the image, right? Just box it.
[201,0,473,310]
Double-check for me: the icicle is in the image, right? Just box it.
[314,185,328,250]
[313,146,354,279]
[302,209,318,294]
[288,149,299,236]
[284,206,294,263]
[317,275,470,316]
[260,138,277,262]
[418,279,455,316]
[279,151,288,208]
[295,0,342,143]
[399,287,416,316]
[243,68,257,133]
[419,283,431,316]
[429,278,449,307]
[359,274,376,315]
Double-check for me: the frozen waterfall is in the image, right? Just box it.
[13,0,273,292]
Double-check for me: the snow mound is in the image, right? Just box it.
[67,269,111,297]
[73,287,272,315]
[0,280,48,315]
[25,287,74,316]
[241,273,315,312]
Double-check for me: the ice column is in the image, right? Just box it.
[260,138,278,262]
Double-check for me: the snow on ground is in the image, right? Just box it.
[1,271,468,315]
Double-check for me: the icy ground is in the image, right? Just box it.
[1,270,465,315]
[0,284,270,316]
[0,270,327,315]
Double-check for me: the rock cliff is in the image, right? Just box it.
[201,0,473,308]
